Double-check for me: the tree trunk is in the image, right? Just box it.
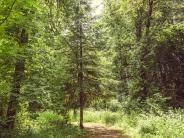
[79,24,84,129]
[73,107,77,120]
[5,29,28,130]
[0,99,3,117]
[139,0,153,100]
[146,0,153,36]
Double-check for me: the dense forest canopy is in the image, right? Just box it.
[0,0,184,138]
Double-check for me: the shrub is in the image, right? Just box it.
[137,110,184,138]
[11,111,86,138]
[104,113,119,125]
[108,100,122,112]
[73,109,184,138]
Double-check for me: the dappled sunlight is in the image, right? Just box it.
[0,0,184,138]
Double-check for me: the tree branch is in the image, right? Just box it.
[0,0,17,26]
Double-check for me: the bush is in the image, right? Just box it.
[10,111,86,138]
[108,100,122,112]
[137,111,184,138]
[73,109,184,138]
[123,93,168,114]
[92,99,122,112]
[122,99,143,114]
[37,111,66,127]
[104,113,119,125]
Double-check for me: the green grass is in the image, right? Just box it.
[4,109,184,138]
[71,109,121,124]
[12,124,86,138]
[4,111,86,138]
[71,109,184,138]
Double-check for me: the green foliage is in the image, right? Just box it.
[104,113,119,126]
[78,109,184,138]
[137,111,184,138]
[123,93,168,114]
[9,111,86,138]
[107,100,122,112]
[14,125,85,138]
[36,111,65,126]
[71,109,121,126]
[92,99,122,112]
[104,0,184,107]
[71,109,104,123]
[0,0,184,137]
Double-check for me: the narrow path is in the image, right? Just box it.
[84,123,128,138]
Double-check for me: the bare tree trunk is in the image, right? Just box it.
[79,24,84,129]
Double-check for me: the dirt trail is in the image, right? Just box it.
[84,123,128,138]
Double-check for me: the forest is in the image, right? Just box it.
[0,0,184,138]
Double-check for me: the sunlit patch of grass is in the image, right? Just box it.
[71,109,184,138]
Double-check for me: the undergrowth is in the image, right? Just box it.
[71,109,184,138]
[3,111,86,138]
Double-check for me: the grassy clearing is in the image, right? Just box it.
[71,109,184,138]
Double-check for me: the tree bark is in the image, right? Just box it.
[0,99,3,117]
[5,29,28,130]
[146,0,153,36]
[141,0,153,99]
[79,24,84,129]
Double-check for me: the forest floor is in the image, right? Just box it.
[84,123,128,138]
